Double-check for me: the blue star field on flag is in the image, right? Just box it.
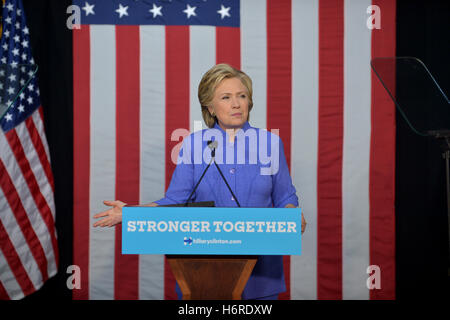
[0,0,40,132]
[73,0,239,27]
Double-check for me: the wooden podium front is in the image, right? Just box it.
[166,255,257,300]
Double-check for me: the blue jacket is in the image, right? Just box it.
[155,121,299,299]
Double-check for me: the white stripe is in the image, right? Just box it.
[0,249,20,300]
[342,0,372,300]
[138,25,165,300]
[32,110,52,167]
[7,125,58,278]
[89,25,116,300]
[0,130,57,286]
[190,26,215,132]
[14,119,56,221]
[0,184,42,291]
[31,111,56,220]
[290,0,319,300]
[241,0,267,129]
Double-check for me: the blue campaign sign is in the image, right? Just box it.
[122,207,302,255]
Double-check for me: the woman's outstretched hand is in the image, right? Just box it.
[93,200,126,227]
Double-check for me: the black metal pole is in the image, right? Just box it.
[444,149,450,275]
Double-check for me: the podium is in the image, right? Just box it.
[122,205,302,300]
[167,255,257,300]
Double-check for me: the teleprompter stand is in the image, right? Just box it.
[371,57,450,275]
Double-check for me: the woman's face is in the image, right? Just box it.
[208,77,249,131]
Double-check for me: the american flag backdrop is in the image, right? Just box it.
[73,0,396,300]
[0,0,58,300]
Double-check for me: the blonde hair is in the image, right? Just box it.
[198,64,253,128]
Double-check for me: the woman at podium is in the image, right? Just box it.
[94,63,306,300]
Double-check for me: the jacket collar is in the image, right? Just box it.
[213,121,252,134]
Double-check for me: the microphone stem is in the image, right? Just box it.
[185,156,213,206]
[214,161,241,207]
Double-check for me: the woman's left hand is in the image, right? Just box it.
[301,214,307,235]
[285,203,306,234]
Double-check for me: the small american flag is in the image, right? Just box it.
[0,0,58,300]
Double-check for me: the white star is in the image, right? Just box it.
[17,9,21,16]
[82,2,95,16]
[149,3,162,18]
[22,40,28,48]
[13,35,20,43]
[116,4,129,18]
[23,26,29,35]
[27,96,33,105]
[217,5,231,19]
[12,48,19,56]
[2,43,8,51]
[19,92,25,100]
[0,83,3,90]
[5,16,12,24]
[183,4,197,19]
[21,53,27,61]
[28,83,34,91]
[7,87,14,95]
[6,100,12,106]
[11,61,18,68]
[4,113,13,122]
[1,57,6,64]
[6,3,13,11]
[3,30,10,38]
[18,105,25,113]
[15,22,20,29]
[8,74,16,82]
[0,70,4,76]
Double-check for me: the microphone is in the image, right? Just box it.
[208,140,218,157]
[208,140,241,207]
[184,140,241,207]
[184,140,215,205]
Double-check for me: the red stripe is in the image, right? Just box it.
[216,27,241,69]
[0,280,10,300]
[4,131,58,277]
[0,161,38,297]
[25,115,55,192]
[38,107,44,123]
[370,0,396,300]
[164,26,190,300]
[72,25,91,300]
[266,0,292,300]
[114,25,141,300]
[317,0,344,300]
[0,219,35,297]
[0,157,49,283]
